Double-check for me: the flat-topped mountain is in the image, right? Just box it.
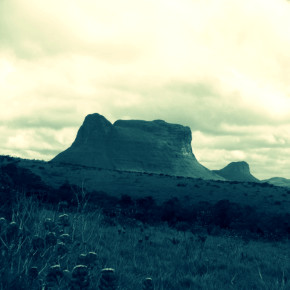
[213,161,259,182]
[51,113,222,180]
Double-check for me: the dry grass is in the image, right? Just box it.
[0,194,289,289]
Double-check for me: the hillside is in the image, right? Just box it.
[1,156,289,216]
[263,177,290,188]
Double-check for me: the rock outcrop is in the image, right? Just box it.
[213,161,259,182]
[51,113,222,180]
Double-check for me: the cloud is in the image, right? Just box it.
[0,0,156,61]
[1,0,290,179]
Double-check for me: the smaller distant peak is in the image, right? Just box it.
[153,119,166,123]
[222,161,251,173]
[213,160,259,182]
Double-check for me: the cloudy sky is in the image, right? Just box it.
[1,0,290,179]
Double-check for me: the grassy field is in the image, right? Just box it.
[0,194,289,290]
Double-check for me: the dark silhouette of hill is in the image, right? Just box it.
[213,161,259,182]
[263,177,290,188]
[1,155,289,216]
[51,113,222,180]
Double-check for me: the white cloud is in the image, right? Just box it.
[1,0,290,178]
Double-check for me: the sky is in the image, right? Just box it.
[1,0,290,179]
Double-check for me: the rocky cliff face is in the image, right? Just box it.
[213,161,259,182]
[51,113,222,180]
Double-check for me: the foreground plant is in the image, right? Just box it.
[71,265,90,290]
[45,265,63,289]
[142,277,154,290]
[99,268,118,290]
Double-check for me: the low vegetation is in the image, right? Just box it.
[0,192,289,290]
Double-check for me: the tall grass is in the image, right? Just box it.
[0,193,289,289]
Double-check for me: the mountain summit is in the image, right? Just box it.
[213,161,259,182]
[51,113,222,180]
